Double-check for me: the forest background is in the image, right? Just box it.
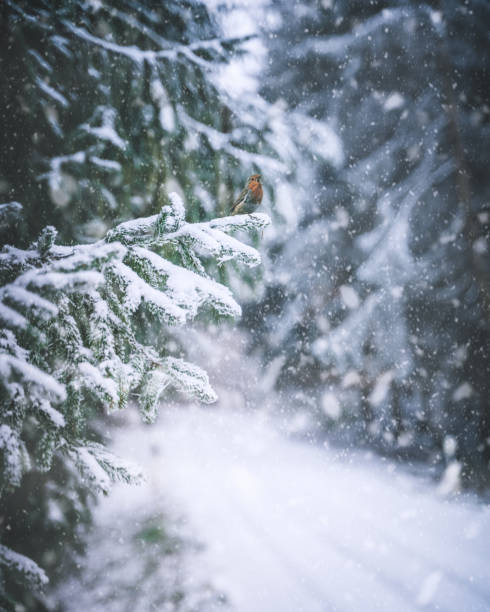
[0,1,489,610]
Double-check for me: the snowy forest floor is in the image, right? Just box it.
[58,404,490,612]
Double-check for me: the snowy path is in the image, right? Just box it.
[119,407,490,612]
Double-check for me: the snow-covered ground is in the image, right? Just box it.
[106,406,490,612]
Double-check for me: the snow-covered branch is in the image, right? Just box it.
[0,193,268,593]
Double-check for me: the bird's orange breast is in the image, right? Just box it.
[249,181,263,203]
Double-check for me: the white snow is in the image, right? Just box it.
[35,76,69,107]
[90,156,122,172]
[78,361,119,405]
[339,284,360,309]
[131,245,241,319]
[416,570,443,607]
[437,461,462,497]
[104,407,490,612]
[167,191,185,224]
[0,354,66,400]
[16,269,104,292]
[443,436,457,458]
[38,400,65,428]
[0,302,28,328]
[106,213,159,244]
[163,356,218,404]
[368,370,395,407]
[74,445,111,493]
[110,260,187,324]
[0,424,23,486]
[150,79,176,132]
[1,286,58,318]
[384,92,405,111]
[163,220,264,267]
[342,370,361,388]
[452,382,473,402]
[81,107,127,150]
[321,391,341,420]
[0,544,49,589]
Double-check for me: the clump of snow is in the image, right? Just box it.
[164,356,218,404]
[443,435,457,458]
[0,424,23,486]
[35,76,68,107]
[339,284,360,309]
[81,106,127,150]
[397,431,413,448]
[39,400,65,428]
[416,570,443,607]
[472,237,487,254]
[437,461,461,496]
[0,544,48,590]
[168,191,186,226]
[383,92,404,111]
[78,361,119,406]
[74,445,111,493]
[430,10,443,25]
[0,354,66,400]
[321,391,341,420]
[452,382,473,402]
[342,370,361,388]
[368,370,394,407]
[110,260,187,324]
[150,79,176,132]
[49,172,78,208]
[90,156,122,172]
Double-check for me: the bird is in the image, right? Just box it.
[230,174,263,215]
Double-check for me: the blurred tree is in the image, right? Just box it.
[0,0,283,246]
[253,0,490,487]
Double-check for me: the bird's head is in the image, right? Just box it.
[248,174,261,184]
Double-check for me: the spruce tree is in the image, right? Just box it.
[0,0,283,246]
[0,196,269,609]
[0,0,287,608]
[256,0,490,486]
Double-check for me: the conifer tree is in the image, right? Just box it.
[256,0,490,486]
[0,1,288,607]
[1,0,283,246]
[0,195,269,609]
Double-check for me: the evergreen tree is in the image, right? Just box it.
[0,0,291,607]
[254,0,490,486]
[0,0,284,246]
[0,196,269,609]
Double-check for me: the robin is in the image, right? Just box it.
[230,174,263,215]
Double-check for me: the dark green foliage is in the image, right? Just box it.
[0,194,268,608]
[0,1,280,607]
[0,0,278,246]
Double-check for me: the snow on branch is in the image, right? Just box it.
[107,192,270,269]
[61,19,250,70]
[295,7,407,58]
[0,544,48,591]
[208,212,270,234]
[179,110,287,174]
[0,189,267,521]
[139,357,217,423]
[0,354,67,402]
[69,441,144,495]
[127,246,241,319]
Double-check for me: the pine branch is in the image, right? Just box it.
[0,191,268,595]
